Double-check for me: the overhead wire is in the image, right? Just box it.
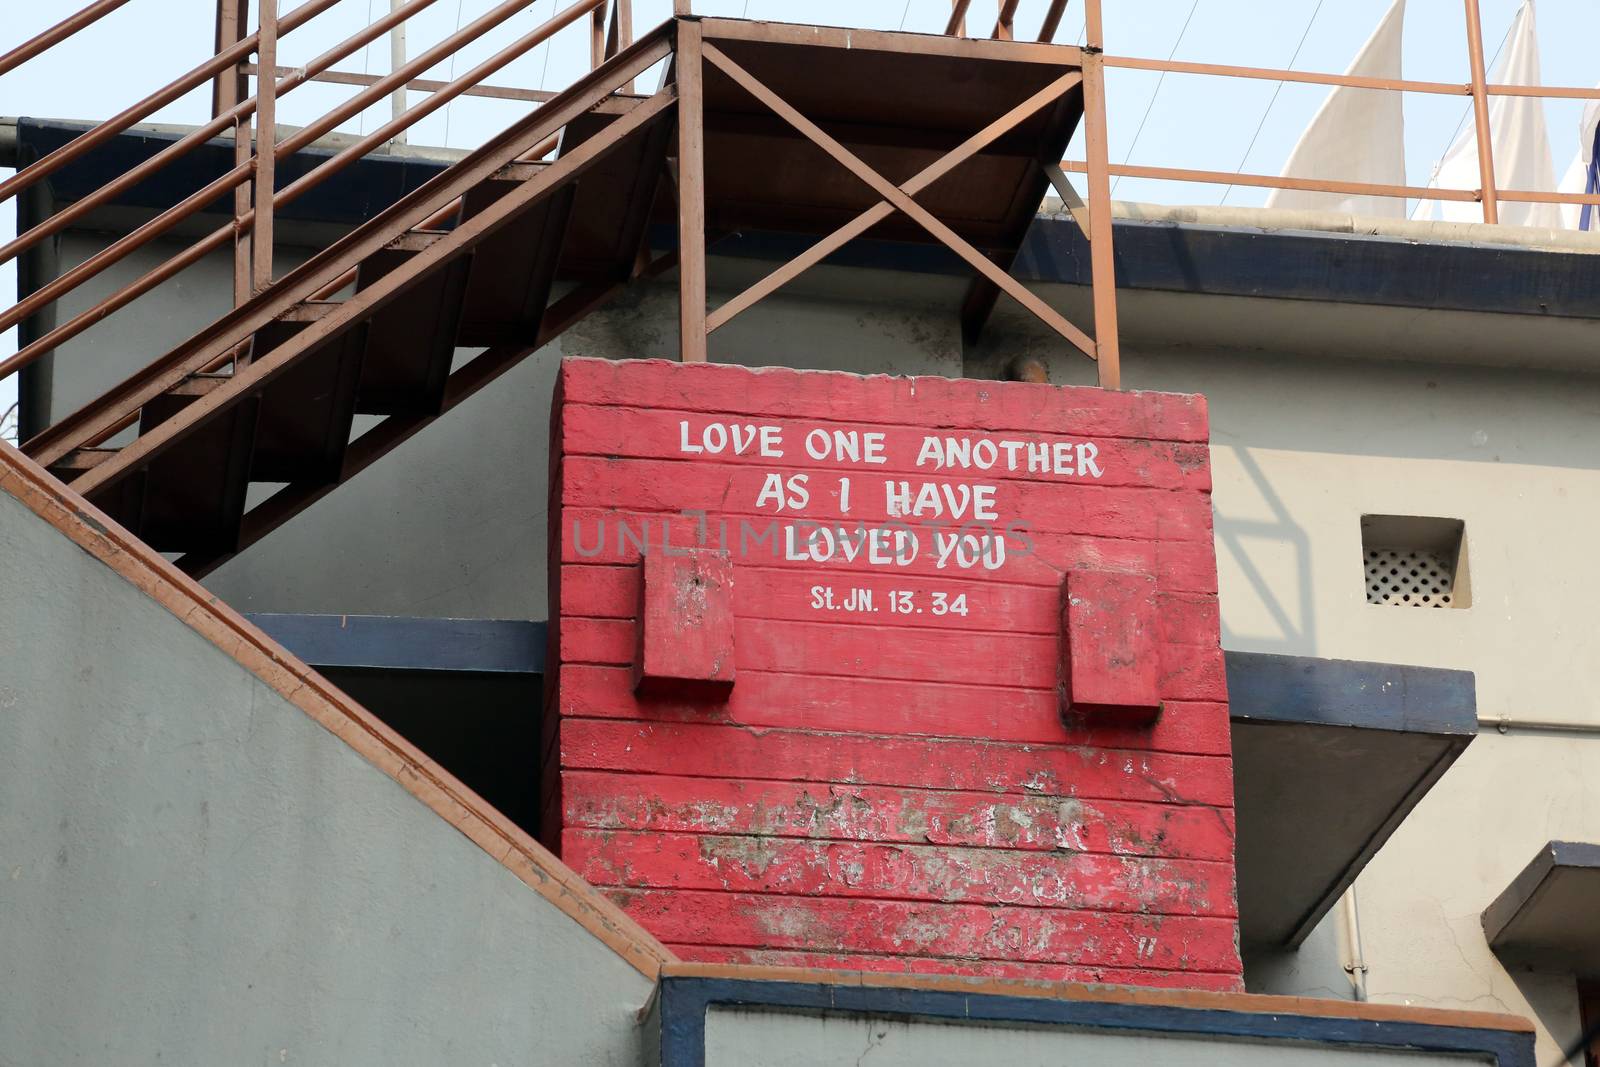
[358,0,376,135]
[1111,0,1202,197]
[536,0,557,89]
[1219,0,1325,205]
[441,0,468,147]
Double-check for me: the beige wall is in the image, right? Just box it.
[1011,335,1600,1067]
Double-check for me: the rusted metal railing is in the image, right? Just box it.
[1048,0,1600,222]
[8,0,1598,413]
[0,0,137,79]
[0,0,630,386]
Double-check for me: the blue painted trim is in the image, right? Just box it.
[244,613,544,673]
[18,118,451,230]
[1483,839,1600,947]
[22,118,1600,323]
[241,609,1476,741]
[1226,651,1477,735]
[669,214,1600,323]
[656,977,1535,1067]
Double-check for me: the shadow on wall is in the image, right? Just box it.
[1215,445,1317,657]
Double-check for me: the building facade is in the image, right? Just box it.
[3,8,1598,1065]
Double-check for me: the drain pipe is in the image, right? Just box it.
[1481,716,1600,737]
[1342,887,1370,1002]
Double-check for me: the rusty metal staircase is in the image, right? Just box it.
[8,6,1109,579]
[26,27,677,576]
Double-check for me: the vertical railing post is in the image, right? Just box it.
[1463,0,1499,224]
[676,21,708,363]
[605,0,634,90]
[388,0,408,149]
[674,0,691,15]
[592,1,608,70]
[1081,0,1121,388]
[216,0,250,307]
[211,0,247,119]
[252,0,277,294]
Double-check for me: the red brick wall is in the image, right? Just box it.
[545,357,1242,991]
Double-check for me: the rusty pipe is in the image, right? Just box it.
[0,156,256,344]
[274,3,600,203]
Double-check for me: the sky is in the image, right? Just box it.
[3,0,1599,436]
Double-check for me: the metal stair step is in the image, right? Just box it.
[246,305,367,484]
[352,232,471,416]
[132,382,259,556]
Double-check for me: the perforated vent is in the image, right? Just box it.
[1365,548,1456,607]
[1360,514,1469,610]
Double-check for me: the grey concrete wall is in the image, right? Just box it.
[38,233,317,435]
[700,1008,1496,1067]
[1243,909,1353,1000]
[200,264,963,617]
[0,485,653,1066]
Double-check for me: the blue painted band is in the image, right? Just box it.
[21,117,1600,324]
[244,613,545,674]
[243,612,1475,741]
[656,976,1535,1067]
[1225,650,1477,734]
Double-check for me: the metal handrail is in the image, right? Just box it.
[0,0,550,329]
[0,0,447,267]
[0,0,136,79]
[0,0,618,386]
[0,0,341,206]
[1053,1,1600,221]
[16,0,1600,418]
[0,0,1062,400]
[25,22,675,465]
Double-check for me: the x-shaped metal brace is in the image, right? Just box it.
[700,42,1096,363]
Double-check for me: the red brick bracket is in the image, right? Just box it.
[635,548,736,698]
[1061,568,1162,723]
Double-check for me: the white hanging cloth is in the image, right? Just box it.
[1266,0,1407,218]
[1556,93,1600,230]
[1422,0,1561,228]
